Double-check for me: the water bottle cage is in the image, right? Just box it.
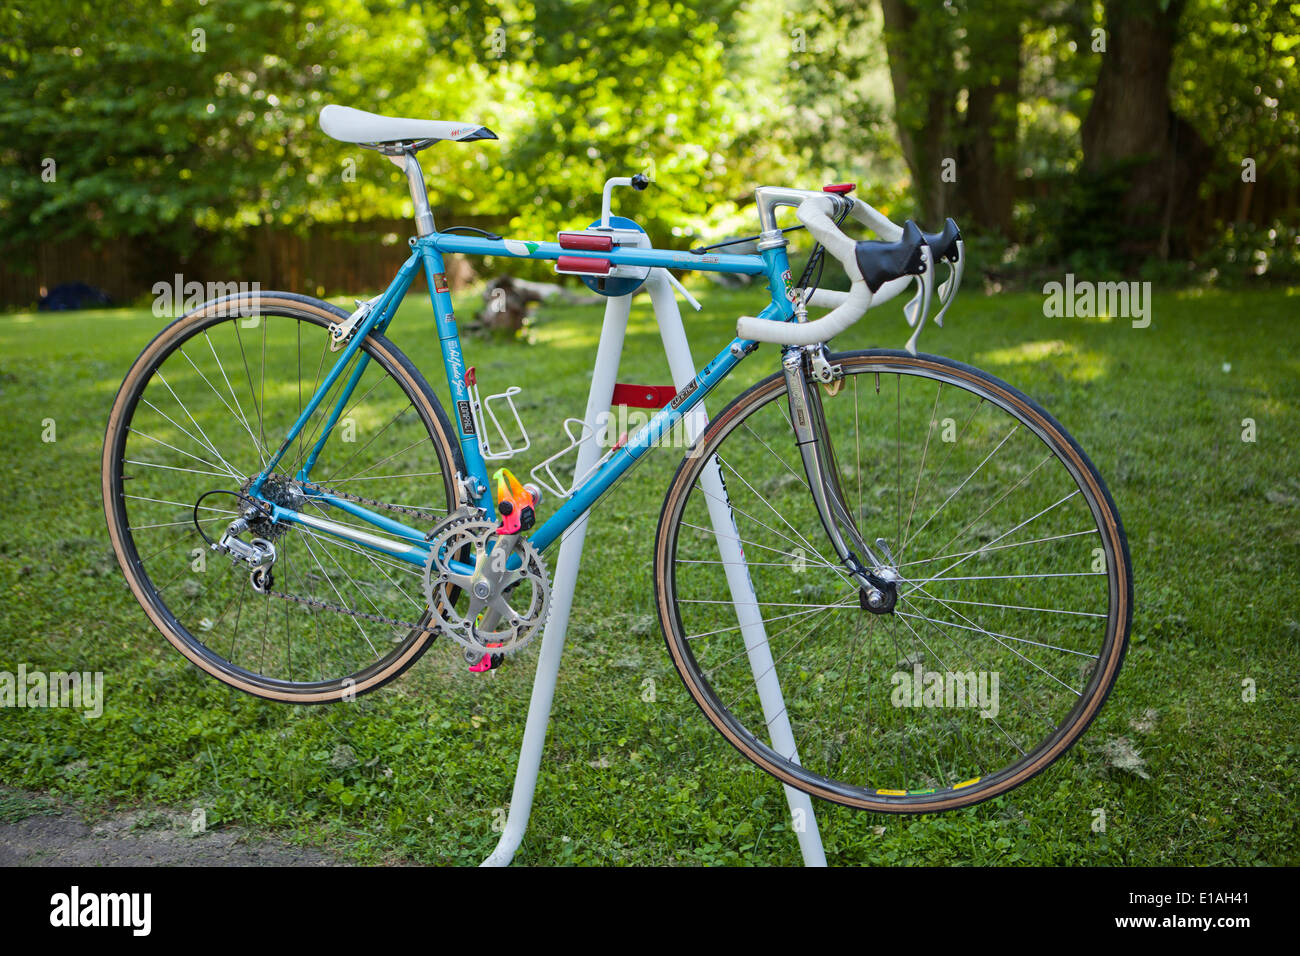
[464,366,531,462]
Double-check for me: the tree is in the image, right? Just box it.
[1079,0,1211,259]
[955,0,1023,236]
[1174,0,1300,230]
[877,0,1026,235]
[879,0,956,227]
[0,1,778,249]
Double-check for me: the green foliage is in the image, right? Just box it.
[1196,220,1300,283]
[0,0,437,249]
[1017,5,1100,178]
[780,0,903,185]
[0,0,1296,282]
[434,0,766,241]
[0,0,787,255]
[1051,164,1150,276]
[1175,0,1300,197]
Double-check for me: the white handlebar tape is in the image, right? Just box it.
[737,194,902,346]
[804,273,912,313]
[848,196,904,243]
[804,288,849,309]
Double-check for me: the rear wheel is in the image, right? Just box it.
[655,350,1132,811]
[103,292,462,703]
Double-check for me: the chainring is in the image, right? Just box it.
[422,511,550,655]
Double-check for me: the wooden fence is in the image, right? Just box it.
[0,214,509,310]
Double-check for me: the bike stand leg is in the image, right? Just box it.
[482,274,827,866]
[481,292,633,867]
[644,271,827,867]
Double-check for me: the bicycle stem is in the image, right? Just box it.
[781,347,892,589]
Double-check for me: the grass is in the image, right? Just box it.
[0,278,1297,866]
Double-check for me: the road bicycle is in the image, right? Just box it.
[102,105,1132,813]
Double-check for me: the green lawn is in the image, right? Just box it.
[0,280,1297,865]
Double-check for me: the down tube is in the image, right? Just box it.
[527,335,757,554]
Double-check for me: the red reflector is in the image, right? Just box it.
[557,255,610,275]
[612,383,678,408]
[464,365,476,387]
[559,232,614,252]
[823,183,856,194]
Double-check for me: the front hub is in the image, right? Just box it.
[860,572,898,615]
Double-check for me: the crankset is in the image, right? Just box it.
[422,507,551,658]
[193,471,551,662]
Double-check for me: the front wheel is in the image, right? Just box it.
[654,350,1132,812]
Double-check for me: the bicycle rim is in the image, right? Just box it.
[655,349,1132,812]
[103,293,462,702]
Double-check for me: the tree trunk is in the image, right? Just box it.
[881,0,1020,235]
[1080,0,1210,258]
[956,3,1021,237]
[880,0,954,227]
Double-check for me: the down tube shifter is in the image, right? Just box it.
[780,347,900,612]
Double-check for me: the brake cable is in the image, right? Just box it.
[794,201,853,299]
[689,223,807,254]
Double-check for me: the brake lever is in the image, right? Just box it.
[932,238,965,328]
[903,217,960,328]
[904,245,935,356]
[902,275,924,328]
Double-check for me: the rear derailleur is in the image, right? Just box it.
[214,516,278,593]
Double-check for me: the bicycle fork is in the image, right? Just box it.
[781,346,901,613]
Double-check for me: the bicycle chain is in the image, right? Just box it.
[297,480,446,526]
[250,480,446,637]
[262,582,439,636]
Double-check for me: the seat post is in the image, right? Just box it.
[402,149,436,237]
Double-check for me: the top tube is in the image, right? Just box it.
[426,233,766,277]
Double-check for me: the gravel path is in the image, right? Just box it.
[0,789,343,866]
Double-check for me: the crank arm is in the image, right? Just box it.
[464,532,525,635]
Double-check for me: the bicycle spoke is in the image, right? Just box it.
[899,585,1086,694]
[896,527,1098,569]
[183,344,268,469]
[901,381,943,549]
[231,319,267,456]
[902,421,1020,557]
[902,489,1083,594]
[679,521,844,571]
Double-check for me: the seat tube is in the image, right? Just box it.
[418,241,492,514]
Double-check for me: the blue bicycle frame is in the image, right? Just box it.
[245,229,798,573]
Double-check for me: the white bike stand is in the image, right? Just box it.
[481,269,827,867]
